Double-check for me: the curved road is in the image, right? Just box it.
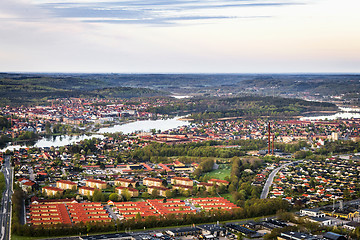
[260,160,303,199]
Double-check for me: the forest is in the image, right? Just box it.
[148,95,338,120]
[1,72,359,106]
[0,74,167,106]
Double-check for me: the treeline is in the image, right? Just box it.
[0,75,167,106]
[193,158,215,177]
[316,140,360,155]
[148,95,337,120]
[129,139,269,163]
[0,116,12,147]
[13,198,290,238]
[0,173,5,201]
[45,122,82,135]
[11,186,26,233]
[0,116,11,130]
[227,157,263,203]
[275,140,310,153]
[130,142,246,161]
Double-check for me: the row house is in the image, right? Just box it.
[29,203,72,226]
[67,202,111,224]
[189,197,239,211]
[109,201,159,219]
[146,199,196,215]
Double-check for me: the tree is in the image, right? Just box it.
[142,192,150,198]
[121,189,132,201]
[151,189,159,198]
[165,190,174,198]
[92,189,103,202]
[109,193,119,202]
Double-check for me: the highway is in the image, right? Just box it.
[260,160,303,199]
[0,155,13,240]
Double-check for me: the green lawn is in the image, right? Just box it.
[220,193,235,203]
[204,164,231,180]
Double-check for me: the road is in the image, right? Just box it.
[260,160,303,199]
[0,155,13,240]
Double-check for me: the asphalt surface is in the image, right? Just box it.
[0,155,13,240]
[260,160,303,199]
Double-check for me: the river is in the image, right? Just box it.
[0,117,190,151]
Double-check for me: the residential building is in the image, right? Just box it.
[116,186,139,197]
[171,177,193,186]
[85,179,107,189]
[79,186,96,196]
[143,177,164,187]
[42,186,64,197]
[115,178,137,188]
[147,186,168,197]
[56,180,77,190]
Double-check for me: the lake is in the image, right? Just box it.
[97,116,190,134]
[1,117,190,151]
[300,107,360,121]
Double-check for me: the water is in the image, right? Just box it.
[171,95,191,99]
[1,134,104,152]
[1,117,190,151]
[300,107,360,121]
[97,117,190,134]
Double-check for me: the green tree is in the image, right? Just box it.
[121,189,132,201]
[92,189,103,202]
[109,193,119,202]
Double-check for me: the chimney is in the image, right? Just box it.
[272,134,275,155]
[268,122,271,155]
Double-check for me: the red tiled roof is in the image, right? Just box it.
[85,179,107,184]
[143,177,163,183]
[116,186,139,192]
[172,177,192,182]
[57,180,77,185]
[42,186,64,192]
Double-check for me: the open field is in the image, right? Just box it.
[204,164,231,180]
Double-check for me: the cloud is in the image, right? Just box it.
[36,0,302,25]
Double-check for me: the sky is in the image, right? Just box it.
[0,0,359,73]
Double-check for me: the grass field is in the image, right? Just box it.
[204,164,231,180]
[220,193,235,203]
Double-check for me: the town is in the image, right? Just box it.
[1,96,360,240]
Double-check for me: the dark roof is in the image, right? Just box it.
[344,221,360,228]
[309,216,331,222]
[280,232,319,240]
[323,232,347,240]
[225,224,256,235]
[80,233,132,240]
[166,227,200,234]
[197,224,225,232]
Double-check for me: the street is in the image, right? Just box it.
[260,160,303,199]
[0,155,13,240]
